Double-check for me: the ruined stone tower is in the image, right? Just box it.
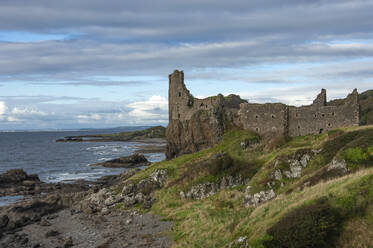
[166,70,245,159]
[166,70,360,159]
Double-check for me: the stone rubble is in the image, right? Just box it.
[81,169,168,214]
[327,158,348,174]
[243,186,276,207]
[228,236,249,248]
[180,175,248,200]
[283,154,311,178]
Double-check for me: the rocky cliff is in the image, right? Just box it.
[165,70,246,159]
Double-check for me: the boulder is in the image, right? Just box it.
[0,169,40,186]
[327,158,348,174]
[90,153,150,168]
[244,189,276,207]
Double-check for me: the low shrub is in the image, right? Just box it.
[343,147,368,164]
[264,198,343,248]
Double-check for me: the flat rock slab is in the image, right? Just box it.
[1,209,172,248]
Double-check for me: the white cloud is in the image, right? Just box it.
[11,107,47,116]
[0,101,7,120]
[7,116,21,122]
[77,113,102,123]
[127,95,168,120]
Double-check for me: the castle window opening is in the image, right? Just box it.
[200,103,204,107]
[295,113,298,117]
[319,128,324,134]
[255,127,259,131]
[314,114,317,117]
[328,123,331,127]
[178,113,181,119]
[298,126,300,129]
[179,92,181,97]
[255,115,258,119]
[332,112,335,116]
[271,115,275,118]
[322,114,325,117]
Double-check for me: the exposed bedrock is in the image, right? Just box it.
[166,108,226,159]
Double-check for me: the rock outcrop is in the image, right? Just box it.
[180,175,248,200]
[243,186,276,207]
[90,153,150,168]
[0,169,42,197]
[80,169,168,213]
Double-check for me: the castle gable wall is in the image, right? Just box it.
[239,103,287,136]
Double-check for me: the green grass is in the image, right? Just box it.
[98,125,165,140]
[119,125,373,248]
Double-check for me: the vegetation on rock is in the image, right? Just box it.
[115,125,373,247]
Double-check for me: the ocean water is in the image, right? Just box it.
[0,130,165,183]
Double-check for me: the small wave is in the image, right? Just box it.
[46,172,97,183]
[86,145,108,151]
[97,157,112,161]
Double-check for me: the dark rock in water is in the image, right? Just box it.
[90,153,150,168]
[56,137,83,142]
[0,169,95,198]
[0,169,43,197]
[0,169,40,186]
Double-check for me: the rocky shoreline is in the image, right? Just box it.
[0,169,173,248]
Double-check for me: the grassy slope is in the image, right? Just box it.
[96,125,166,140]
[121,126,373,248]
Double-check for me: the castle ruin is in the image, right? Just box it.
[166,70,360,159]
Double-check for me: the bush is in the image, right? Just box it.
[343,147,368,164]
[264,198,343,248]
[368,146,373,157]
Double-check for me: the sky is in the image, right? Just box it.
[0,0,373,130]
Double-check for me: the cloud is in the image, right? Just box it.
[29,80,150,87]
[0,1,372,80]
[11,107,48,116]
[77,113,102,123]
[127,95,168,121]
[0,1,373,129]
[7,116,21,122]
[0,101,6,115]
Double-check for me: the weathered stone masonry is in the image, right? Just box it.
[166,70,360,159]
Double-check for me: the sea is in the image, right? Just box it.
[0,128,166,206]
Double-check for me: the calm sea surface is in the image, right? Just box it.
[0,130,165,183]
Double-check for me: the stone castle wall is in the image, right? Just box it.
[166,70,360,158]
[239,103,288,136]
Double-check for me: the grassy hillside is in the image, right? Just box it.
[92,125,166,140]
[118,126,373,247]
